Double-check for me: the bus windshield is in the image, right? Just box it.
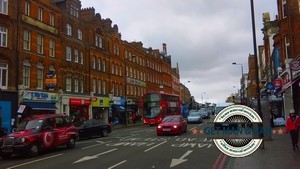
[143,104,160,118]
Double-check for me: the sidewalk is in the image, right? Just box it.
[225,126,300,169]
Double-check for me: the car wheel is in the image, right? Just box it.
[101,129,109,137]
[66,136,76,149]
[28,143,40,157]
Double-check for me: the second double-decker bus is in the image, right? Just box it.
[142,92,182,125]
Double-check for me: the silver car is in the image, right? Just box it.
[187,112,203,124]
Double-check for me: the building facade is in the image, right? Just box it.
[1,0,181,132]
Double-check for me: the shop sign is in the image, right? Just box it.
[273,79,282,89]
[45,72,57,88]
[290,60,300,71]
[69,98,91,106]
[91,97,110,107]
[22,91,58,101]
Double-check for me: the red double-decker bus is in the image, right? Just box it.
[142,92,182,125]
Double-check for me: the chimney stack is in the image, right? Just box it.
[162,43,167,55]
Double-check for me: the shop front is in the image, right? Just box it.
[18,91,58,119]
[91,96,110,122]
[69,98,91,126]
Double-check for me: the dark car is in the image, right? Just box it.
[0,114,78,158]
[156,115,187,136]
[76,119,112,139]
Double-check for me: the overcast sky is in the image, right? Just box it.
[80,0,277,104]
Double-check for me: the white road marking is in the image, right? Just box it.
[73,148,118,164]
[81,141,112,149]
[107,160,127,169]
[144,141,167,152]
[198,123,204,126]
[7,154,63,169]
[170,150,193,168]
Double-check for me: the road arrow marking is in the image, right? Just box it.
[170,150,193,168]
[73,148,118,164]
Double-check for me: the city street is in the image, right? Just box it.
[0,119,225,169]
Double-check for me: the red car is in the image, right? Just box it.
[156,115,187,136]
[0,114,79,158]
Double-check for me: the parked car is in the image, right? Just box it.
[0,114,79,158]
[187,111,203,124]
[76,119,112,139]
[156,115,187,136]
[198,108,210,119]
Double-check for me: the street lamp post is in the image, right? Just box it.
[124,55,136,127]
[250,0,264,148]
[183,81,190,105]
[232,62,244,104]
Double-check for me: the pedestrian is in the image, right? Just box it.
[132,112,136,124]
[286,109,300,150]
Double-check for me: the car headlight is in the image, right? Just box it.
[173,125,178,128]
[20,137,26,143]
[157,125,162,129]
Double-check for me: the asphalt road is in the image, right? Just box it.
[0,119,226,169]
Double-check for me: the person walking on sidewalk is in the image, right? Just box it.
[286,109,300,150]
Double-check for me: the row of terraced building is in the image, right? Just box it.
[0,0,188,133]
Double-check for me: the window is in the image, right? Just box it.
[50,13,55,26]
[70,4,79,18]
[37,63,43,89]
[116,65,118,76]
[111,64,114,74]
[92,56,96,69]
[98,58,101,71]
[103,60,106,72]
[66,24,72,36]
[98,80,101,94]
[80,52,83,64]
[0,0,8,15]
[0,26,7,47]
[78,29,82,40]
[38,7,43,21]
[282,0,287,18]
[103,81,106,95]
[114,44,119,55]
[93,79,96,93]
[49,39,55,57]
[66,46,71,61]
[0,63,8,89]
[74,79,78,92]
[23,30,31,50]
[23,61,31,88]
[95,34,103,48]
[66,77,71,92]
[25,1,30,16]
[74,49,78,63]
[80,79,83,93]
[37,34,43,54]
[285,36,291,59]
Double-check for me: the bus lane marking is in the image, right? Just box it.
[107,160,127,169]
[81,141,112,150]
[144,141,167,152]
[172,137,214,149]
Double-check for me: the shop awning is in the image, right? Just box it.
[112,105,125,111]
[24,102,57,111]
[111,105,133,112]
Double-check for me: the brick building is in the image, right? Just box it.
[1,0,181,130]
